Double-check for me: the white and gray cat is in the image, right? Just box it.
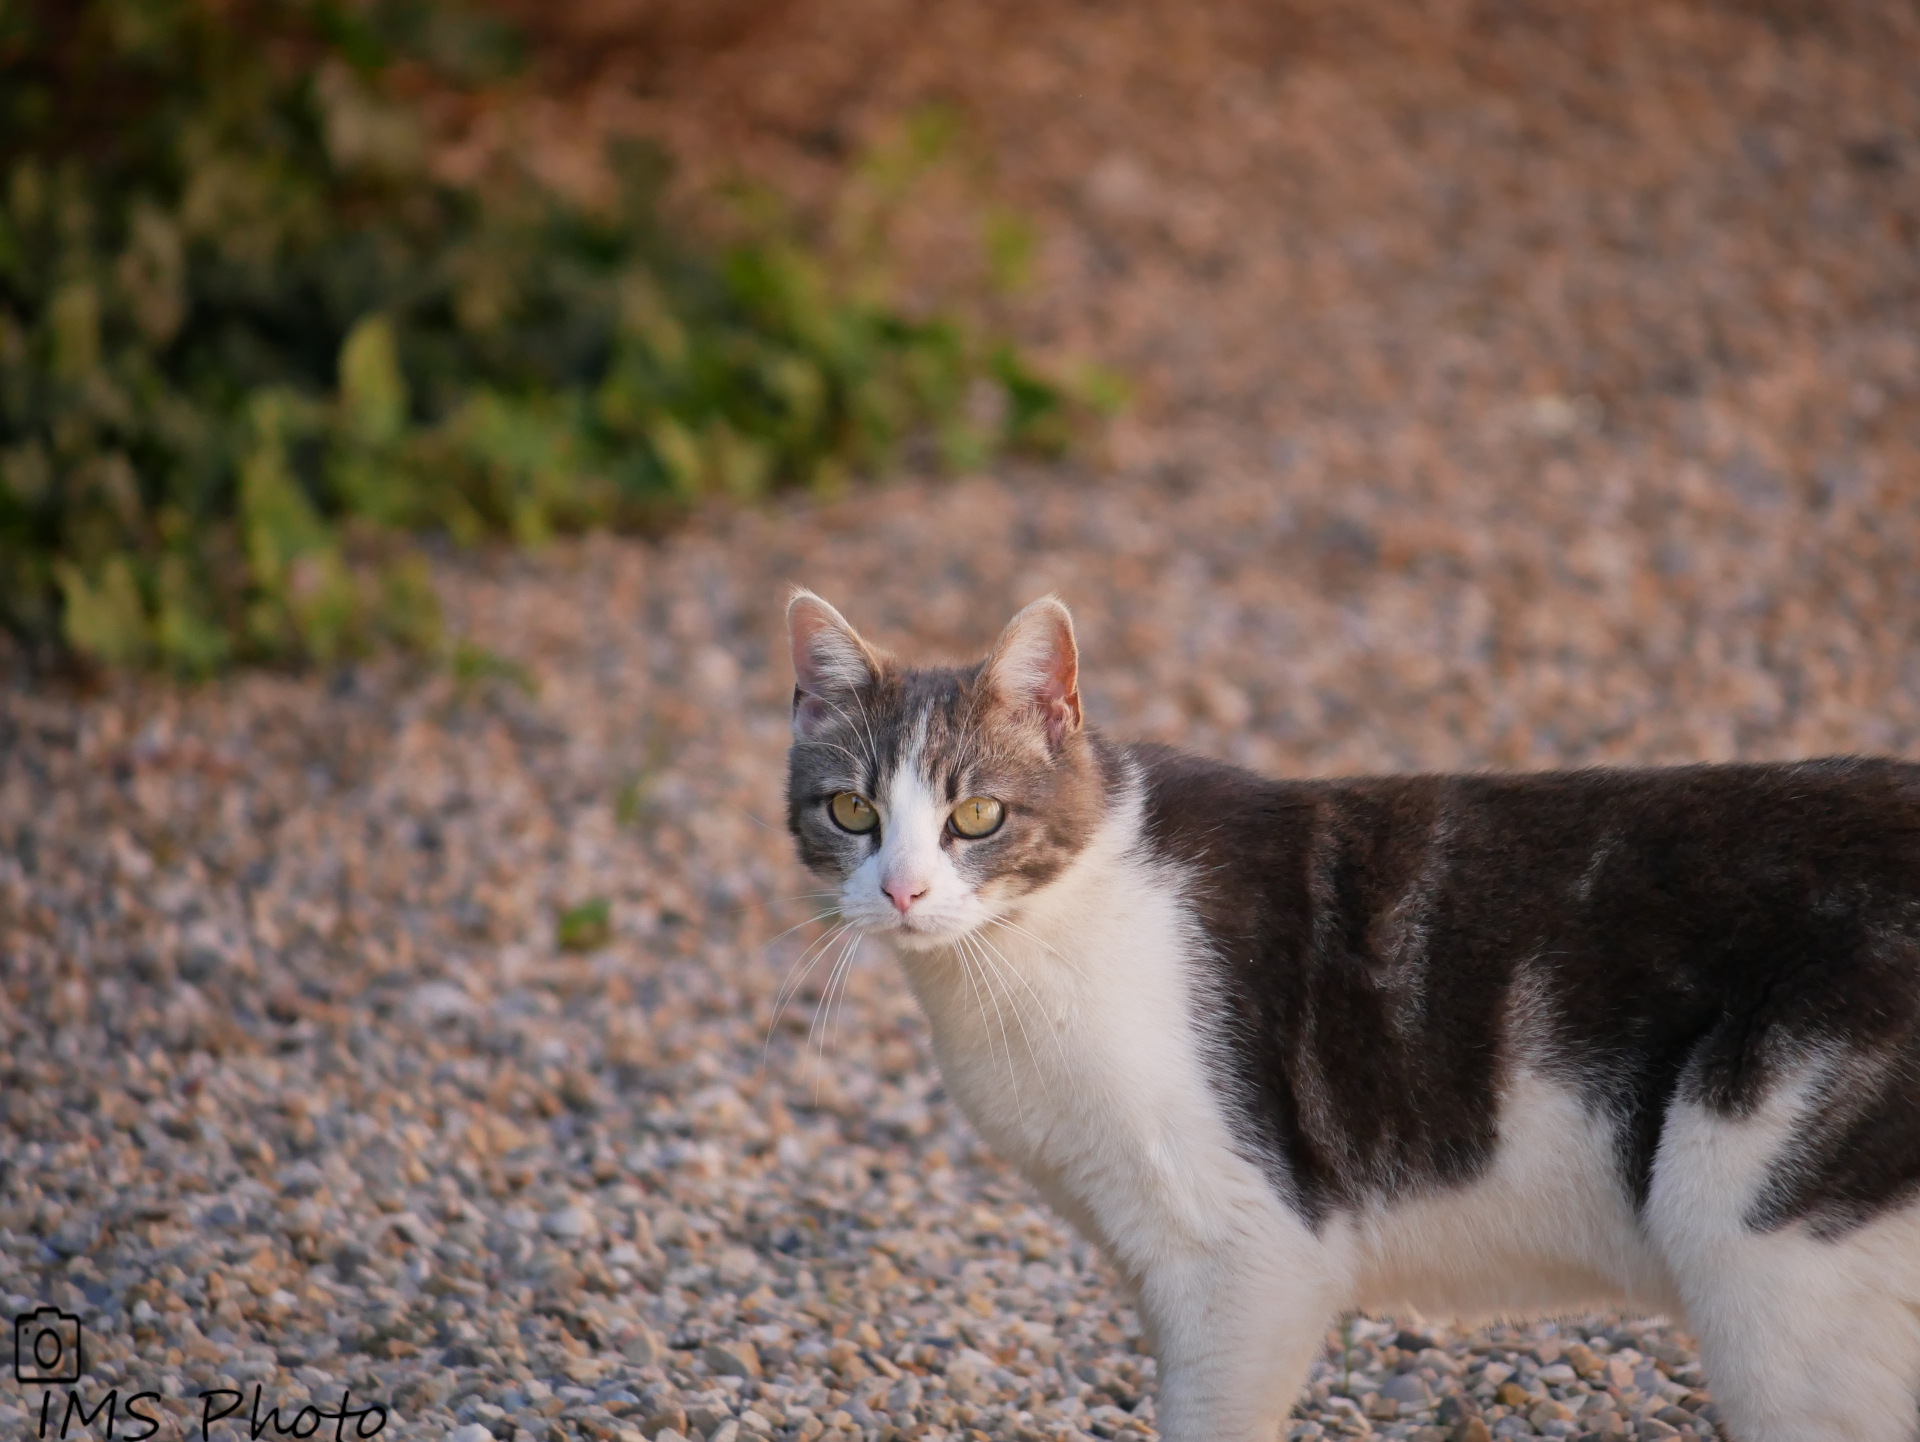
[783,589,1920,1442]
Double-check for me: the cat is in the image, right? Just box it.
[782,588,1920,1442]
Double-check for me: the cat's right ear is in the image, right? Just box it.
[786,589,879,740]
[981,594,1082,752]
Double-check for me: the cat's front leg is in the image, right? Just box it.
[1136,1251,1335,1442]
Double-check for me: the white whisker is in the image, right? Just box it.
[808,925,860,1060]
[721,889,841,920]
[765,919,853,1063]
[824,927,864,1067]
[846,680,884,776]
[970,927,1074,1073]
[815,694,880,780]
[808,928,863,1104]
[773,916,849,1012]
[950,938,1004,1110]
[990,915,1091,983]
[960,932,1025,1125]
[969,933,1047,1084]
[760,908,841,952]
[792,735,868,771]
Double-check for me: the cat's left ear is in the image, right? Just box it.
[982,595,1082,751]
[787,589,881,741]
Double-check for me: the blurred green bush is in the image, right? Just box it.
[0,0,1114,673]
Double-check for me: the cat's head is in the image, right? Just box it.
[784,590,1111,950]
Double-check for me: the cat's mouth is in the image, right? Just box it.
[869,909,970,951]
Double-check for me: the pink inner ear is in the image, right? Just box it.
[989,603,1082,749]
[1037,641,1083,748]
[788,602,839,698]
[787,594,874,738]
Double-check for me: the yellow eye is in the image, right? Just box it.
[950,797,1005,838]
[829,792,878,834]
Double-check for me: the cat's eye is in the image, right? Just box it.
[949,797,1005,838]
[829,792,879,834]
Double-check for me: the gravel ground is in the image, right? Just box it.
[6,2,1920,1440]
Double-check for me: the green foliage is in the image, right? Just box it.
[450,637,535,696]
[0,0,1116,674]
[555,897,611,953]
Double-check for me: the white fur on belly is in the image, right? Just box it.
[1340,1067,1681,1320]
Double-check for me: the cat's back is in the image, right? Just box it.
[1132,747,1920,877]
[1129,748,1920,961]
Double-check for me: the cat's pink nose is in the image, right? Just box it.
[884,877,929,914]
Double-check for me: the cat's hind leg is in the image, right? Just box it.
[1647,1078,1920,1442]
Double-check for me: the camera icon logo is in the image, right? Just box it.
[14,1308,83,1385]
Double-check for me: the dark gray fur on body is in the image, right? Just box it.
[1133,745,1920,1238]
